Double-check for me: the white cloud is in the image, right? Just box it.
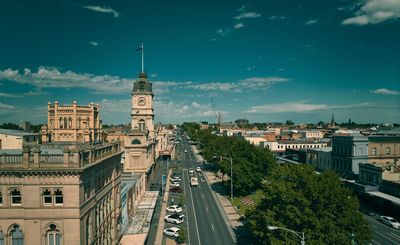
[234,12,261,20]
[0,102,16,110]
[150,73,158,78]
[216,28,230,36]
[305,19,318,25]
[244,101,376,113]
[83,5,120,18]
[234,22,245,29]
[0,67,132,94]
[341,0,400,25]
[370,88,400,95]
[245,66,256,71]
[211,38,217,42]
[0,92,20,97]
[89,41,99,46]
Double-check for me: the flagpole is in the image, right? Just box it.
[141,43,144,73]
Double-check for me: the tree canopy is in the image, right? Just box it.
[246,164,371,244]
[181,122,275,196]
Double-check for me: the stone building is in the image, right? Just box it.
[0,142,123,245]
[368,135,400,165]
[41,101,102,143]
[124,72,156,187]
[331,134,368,178]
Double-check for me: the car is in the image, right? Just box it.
[184,150,188,153]
[379,216,400,229]
[190,177,199,187]
[165,214,185,224]
[171,176,182,181]
[188,169,194,174]
[170,187,183,193]
[196,167,201,172]
[170,182,180,187]
[166,205,183,213]
[163,227,180,237]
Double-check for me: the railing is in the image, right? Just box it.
[40,154,64,163]
[0,154,23,163]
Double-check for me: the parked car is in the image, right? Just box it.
[163,227,180,237]
[165,213,185,224]
[379,216,400,229]
[189,169,194,174]
[166,205,183,213]
[184,150,188,153]
[170,182,180,187]
[196,167,201,172]
[170,187,183,193]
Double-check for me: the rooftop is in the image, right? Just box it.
[0,129,38,137]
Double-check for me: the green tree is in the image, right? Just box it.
[246,164,371,245]
[176,228,186,244]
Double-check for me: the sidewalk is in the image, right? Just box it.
[154,169,172,245]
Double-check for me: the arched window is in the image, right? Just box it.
[63,118,67,129]
[43,189,52,205]
[46,224,61,245]
[0,230,4,245]
[139,120,146,132]
[131,139,141,145]
[54,189,63,205]
[10,189,21,206]
[138,81,145,91]
[0,191,2,206]
[10,225,23,245]
[68,118,72,129]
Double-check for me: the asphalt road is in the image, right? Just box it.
[163,135,235,245]
[363,214,400,245]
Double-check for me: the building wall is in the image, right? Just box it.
[42,101,101,143]
[0,133,39,150]
[368,136,400,165]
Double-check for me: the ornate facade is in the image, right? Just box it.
[124,73,156,186]
[0,142,123,245]
[41,101,102,143]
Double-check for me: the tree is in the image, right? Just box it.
[246,164,371,245]
[285,120,295,126]
[176,228,186,244]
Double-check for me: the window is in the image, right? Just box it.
[372,147,377,155]
[0,230,4,245]
[386,147,390,155]
[10,224,23,245]
[0,192,2,206]
[131,139,141,145]
[54,190,63,205]
[47,224,61,245]
[43,189,52,205]
[138,120,146,132]
[10,189,21,206]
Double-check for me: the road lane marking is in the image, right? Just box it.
[205,207,208,213]
[211,224,215,231]
[186,169,202,245]
[371,224,377,228]
[202,194,204,199]
[390,232,400,239]
[375,230,398,244]
[182,170,190,245]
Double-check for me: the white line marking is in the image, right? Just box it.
[371,224,377,228]
[183,169,190,245]
[371,239,380,245]
[211,224,215,231]
[202,194,204,199]
[205,207,208,213]
[187,169,202,245]
[375,230,398,244]
[390,232,400,240]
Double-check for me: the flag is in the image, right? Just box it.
[136,43,143,51]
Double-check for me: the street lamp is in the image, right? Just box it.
[212,155,233,201]
[267,225,305,245]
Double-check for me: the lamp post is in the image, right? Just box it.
[267,225,305,245]
[213,155,233,201]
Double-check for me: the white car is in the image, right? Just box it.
[170,182,180,187]
[171,176,181,181]
[163,227,180,237]
[165,214,185,224]
[166,205,183,213]
[189,169,194,174]
[196,167,201,172]
[380,216,400,229]
[184,150,188,153]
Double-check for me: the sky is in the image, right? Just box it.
[0,0,399,125]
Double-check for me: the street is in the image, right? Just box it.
[161,134,235,245]
[363,214,400,245]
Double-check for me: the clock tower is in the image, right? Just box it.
[131,72,154,139]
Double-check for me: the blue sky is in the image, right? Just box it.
[0,0,399,124]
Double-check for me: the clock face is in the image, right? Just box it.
[138,97,146,106]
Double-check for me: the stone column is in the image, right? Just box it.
[33,145,41,164]
[23,146,30,164]
[63,147,70,163]
[73,100,77,141]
